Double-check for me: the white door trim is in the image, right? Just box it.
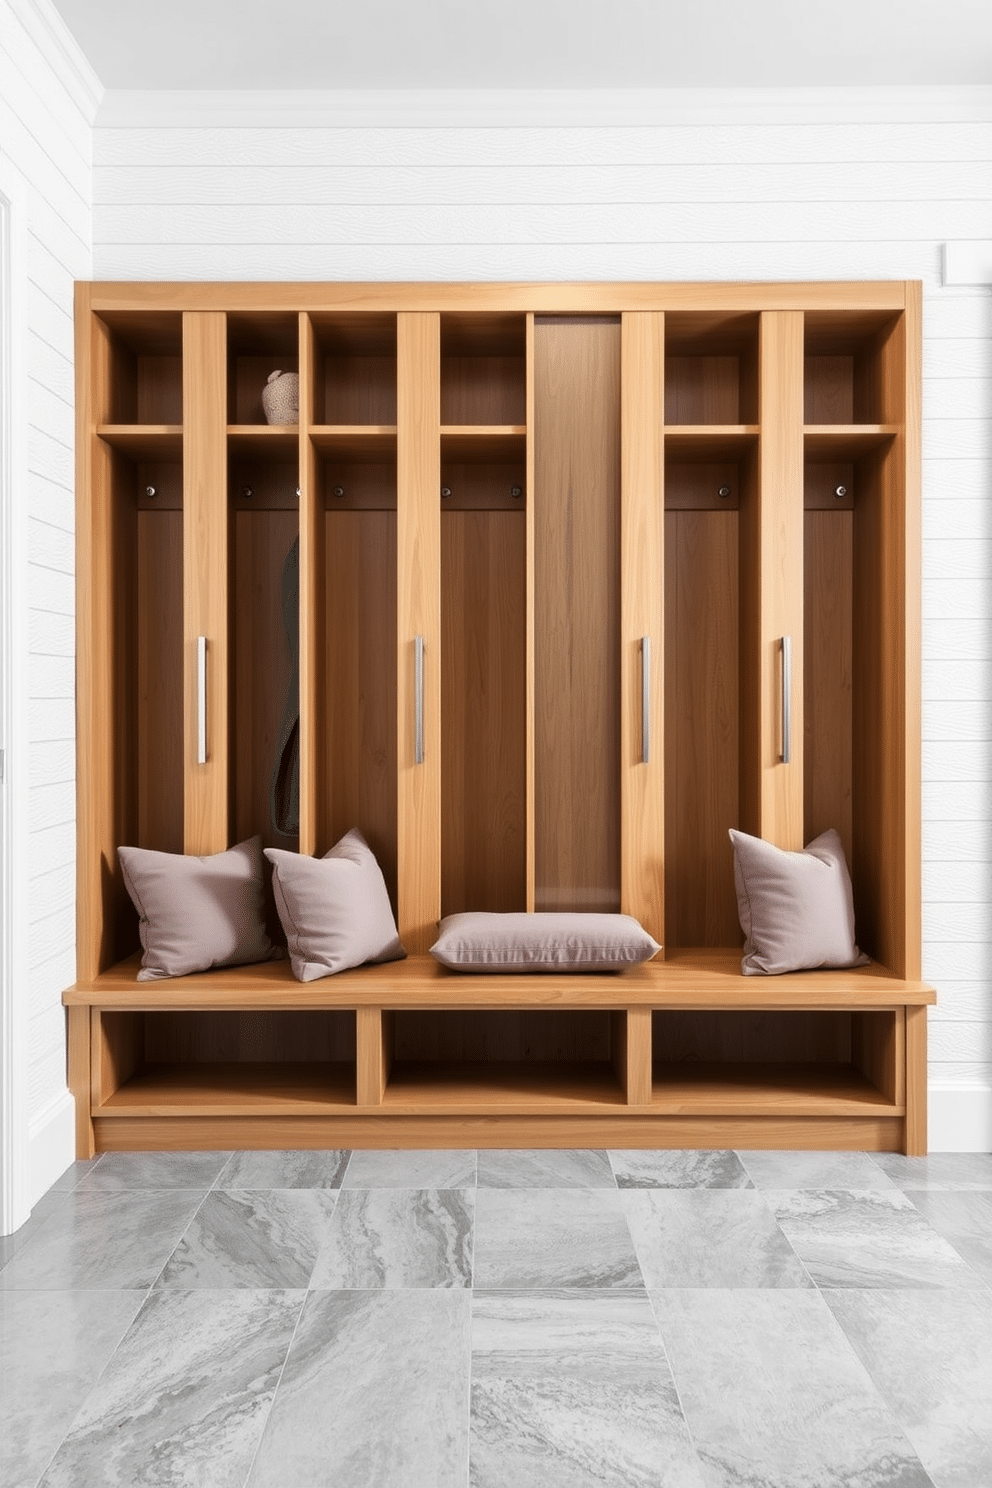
[0,157,31,1236]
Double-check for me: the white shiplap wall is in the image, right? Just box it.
[1,0,97,1216]
[90,87,992,1146]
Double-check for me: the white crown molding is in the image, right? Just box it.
[95,84,992,131]
[6,0,103,125]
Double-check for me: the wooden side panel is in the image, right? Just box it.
[755,311,805,849]
[397,314,441,950]
[804,510,853,865]
[665,511,740,946]
[441,510,526,914]
[183,312,229,853]
[621,313,665,944]
[533,317,621,911]
[324,511,398,896]
[905,1003,928,1154]
[76,295,138,977]
[94,1009,143,1105]
[299,312,321,856]
[525,314,536,909]
[851,1009,903,1107]
[67,1005,95,1157]
[853,297,918,978]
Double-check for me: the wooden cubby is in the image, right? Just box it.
[70,282,932,1158]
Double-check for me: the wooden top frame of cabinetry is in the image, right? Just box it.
[80,282,914,315]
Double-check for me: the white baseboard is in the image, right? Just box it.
[27,1088,76,1209]
[928,1083,992,1153]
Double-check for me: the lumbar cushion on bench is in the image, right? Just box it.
[118,835,281,981]
[429,911,661,972]
[266,828,405,981]
[729,826,869,975]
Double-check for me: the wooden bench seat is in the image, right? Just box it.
[65,951,934,1158]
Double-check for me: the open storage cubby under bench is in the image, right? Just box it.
[65,952,934,1156]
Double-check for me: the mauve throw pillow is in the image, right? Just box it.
[118,835,281,981]
[265,829,405,982]
[729,827,870,975]
[430,912,661,973]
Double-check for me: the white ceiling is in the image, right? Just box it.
[49,0,992,91]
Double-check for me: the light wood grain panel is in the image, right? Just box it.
[804,510,853,863]
[183,312,229,853]
[905,1003,928,1155]
[397,313,441,950]
[851,1009,902,1107]
[67,948,936,1009]
[298,313,320,855]
[525,313,536,909]
[144,1010,354,1063]
[67,1005,95,1158]
[324,510,398,900]
[90,1113,907,1154]
[441,510,526,914]
[621,313,665,943]
[614,1007,653,1106]
[357,1008,392,1105]
[654,1010,851,1065]
[650,1064,900,1115]
[232,509,298,851]
[533,316,621,911]
[756,311,805,849]
[88,283,911,318]
[902,283,923,983]
[94,1009,144,1106]
[137,509,184,852]
[665,510,740,946]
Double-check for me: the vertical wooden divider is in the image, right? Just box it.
[298,312,320,857]
[905,1002,927,1155]
[620,313,665,946]
[183,312,229,854]
[357,1008,393,1106]
[612,1008,653,1106]
[525,313,536,911]
[756,312,805,849]
[397,314,441,952]
[66,1005,95,1157]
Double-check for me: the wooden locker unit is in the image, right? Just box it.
[67,281,933,1159]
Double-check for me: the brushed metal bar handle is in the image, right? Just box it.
[414,635,424,765]
[197,635,207,765]
[641,635,651,764]
[780,634,792,765]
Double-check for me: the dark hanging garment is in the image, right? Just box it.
[270,535,300,837]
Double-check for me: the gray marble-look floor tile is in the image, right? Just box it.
[310,1188,474,1288]
[155,1189,339,1289]
[654,1288,935,1488]
[0,1190,208,1290]
[770,1189,987,1290]
[739,1149,901,1191]
[622,1189,812,1288]
[247,1289,471,1488]
[473,1189,642,1290]
[470,1291,705,1487]
[825,1288,992,1488]
[39,1289,304,1488]
[216,1148,351,1189]
[477,1149,615,1188]
[610,1149,753,1189]
[73,1150,232,1191]
[871,1152,992,1191]
[0,1290,144,1488]
[47,1158,103,1193]
[343,1148,477,1189]
[0,1192,66,1273]
[903,1189,992,1286]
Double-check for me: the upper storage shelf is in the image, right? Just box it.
[95,309,183,426]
